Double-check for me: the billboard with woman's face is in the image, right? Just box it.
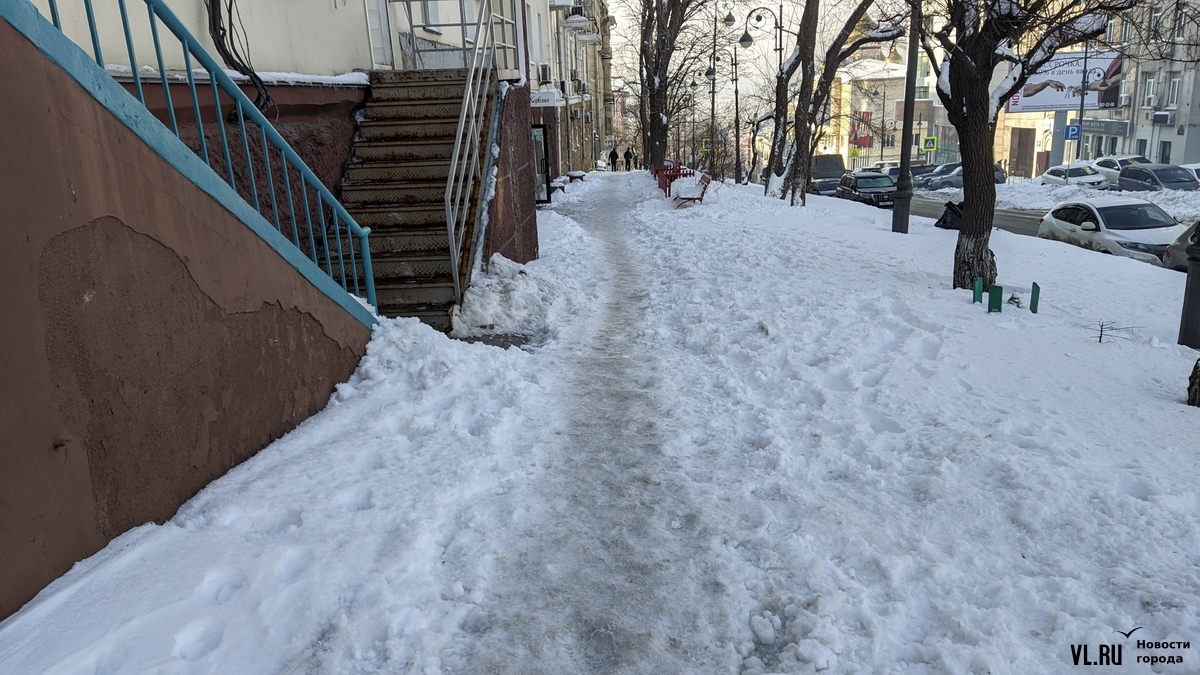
[1006,52,1123,113]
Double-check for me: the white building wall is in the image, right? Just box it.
[32,0,372,75]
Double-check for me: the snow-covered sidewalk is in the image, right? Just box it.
[2,172,1199,674]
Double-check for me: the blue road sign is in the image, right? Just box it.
[1065,124,1082,141]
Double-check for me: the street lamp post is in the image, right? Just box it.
[877,84,887,162]
[892,0,920,235]
[1180,231,1200,348]
[715,49,742,182]
[690,80,698,166]
[738,4,784,77]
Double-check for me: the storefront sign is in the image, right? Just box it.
[530,89,561,107]
[1080,118,1131,137]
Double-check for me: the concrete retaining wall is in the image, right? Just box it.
[0,18,372,619]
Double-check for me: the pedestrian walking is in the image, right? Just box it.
[608,148,619,171]
[623,147,633,172]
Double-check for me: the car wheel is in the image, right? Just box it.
[937,182,952,190]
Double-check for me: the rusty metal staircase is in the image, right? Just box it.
[341,69,492,331]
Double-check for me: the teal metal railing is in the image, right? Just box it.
[38,0,377,308]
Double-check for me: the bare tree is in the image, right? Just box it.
[780,0,904,204]
[636,0,708,166]
[915,0,1142,288]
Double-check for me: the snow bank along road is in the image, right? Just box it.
[2,173,1199,674]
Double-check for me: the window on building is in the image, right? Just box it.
[1151,5,1165,37]
[1121,13,1131,41]
[916,85,929,99]
[883,134,895,148]
[1109,137,1118,155]
[917,54,930,78]
[420,0,440,29]
[1137,138,1148,156]
[1105,18,1115,42]
[1169,76,1181,106]
[1145,76,1157,106]
[1160,140,1172,164]
[1177,8,1187,39]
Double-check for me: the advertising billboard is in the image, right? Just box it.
[1006,51,1123,113]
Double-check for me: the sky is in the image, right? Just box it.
[2,172,1199,674]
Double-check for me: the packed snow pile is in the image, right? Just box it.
[2,173,1198,674]
[922,178,1200,221]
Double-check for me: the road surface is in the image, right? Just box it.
[911,197,1044,238]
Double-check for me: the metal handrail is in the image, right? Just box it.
[39,0,377,308]
[443,0,495,296]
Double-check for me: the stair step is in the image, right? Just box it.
[366,227,450,255]
[369,83,464,103]
[375,277,458,306]
[347,159,451,182]
[342,181,445,206]
[370,68,468,86]
[376,302,455,331]
[347,204,446,228]
[364,97,464,119]
[358,119,460,141]
[353,140,456,162]
[361,252,453,278]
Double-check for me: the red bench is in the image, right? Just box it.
[672,174,712,208]
[657,166,695,196]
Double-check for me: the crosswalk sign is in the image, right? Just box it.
[701,138,712,152]
[922,136,938,152]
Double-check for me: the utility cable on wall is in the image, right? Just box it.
[205,0,273,117]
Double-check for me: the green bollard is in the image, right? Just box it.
[1030,283,1040,314]
[973,277,983,303]
[988,285,1003,312]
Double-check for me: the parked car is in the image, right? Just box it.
[1092,154,1151,183]
[808,154,847,195]
[1164,220,1199,271]
[808,177,841,196]
[1037,196,1190,265]
[836,171,896,208]
[1179,163,1200,182]
[1117,163,1199,192]
[914,162,960,188]
[1039,163,1108,187]
[923,164,1007,189]
[881,164,936,182]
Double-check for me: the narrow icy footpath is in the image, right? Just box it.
[447,175,742,673]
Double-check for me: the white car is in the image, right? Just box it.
[1179,163,1200,182]
[1037,196,1190,265]
[1040,163,1108,186]
[1091,154,1152,184]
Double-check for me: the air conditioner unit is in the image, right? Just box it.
[538,63,553,84]
[1118,93,1132,107]
[570,69,579,81]
[570,108,581,119]
[1144,94,1159,109]
[549,0,572,9]
[1153,111,1174,125]
[578,82,589,95]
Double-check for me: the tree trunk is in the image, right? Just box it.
[646,84,668,166]
[763,74,794,197]
[951,77,1000,288]
[1188,358,1200,407]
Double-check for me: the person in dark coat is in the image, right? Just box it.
[623,147,633,171]
[608,148,619,171]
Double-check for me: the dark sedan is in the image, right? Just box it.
[836,171,896,208]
